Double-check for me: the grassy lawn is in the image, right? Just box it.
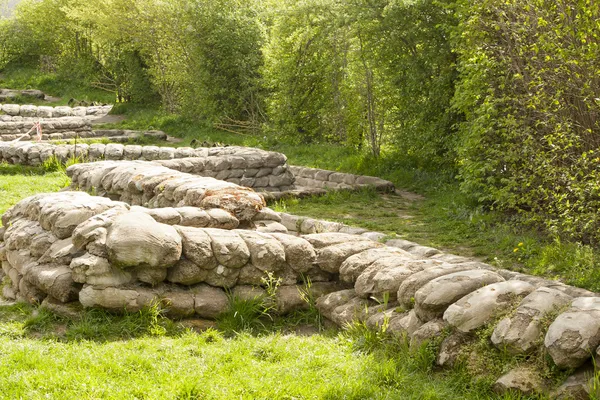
[0,164,69,216]
[0,303,528,400]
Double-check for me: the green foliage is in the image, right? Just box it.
[364,0,461,166]
[263,0,459,161]
[293,276,325,329]
[263,0,358,145]
[0,64,116,104]
[343,319,395,355]
[0,0,264,121]
[179,0,266,123]
[454,0,600,243]
[0,0,461,163]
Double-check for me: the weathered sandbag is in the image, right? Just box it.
[414,269,505,321]
[545,297,600,368]
[339,247,414,283]
[491,287,572,354]
[105,212,182,270]
[443,280,535,333]
[355,259,441,301]
[66,160,266,221]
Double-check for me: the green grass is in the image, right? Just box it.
[0,163,69,216]
[0,302,537,400]
[0,64,115,105]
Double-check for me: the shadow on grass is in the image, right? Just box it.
[0,297,331,344]
[0,303,545,399]
[0,302,184,343]
[0,163,50,176]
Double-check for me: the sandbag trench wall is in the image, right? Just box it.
[0,191,350,320]
[289,165,394,193]
[0,141,395,195]
[0,104,112,141]
[0,104,112,118]
[0,154,599,397]
[276,212,600,398]
[0,89,45,101]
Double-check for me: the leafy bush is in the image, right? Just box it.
[454,0,600,242]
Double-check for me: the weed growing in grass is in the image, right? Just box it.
[294,276,325,329]
[342,320,397,354]
[216,271,282,335]
[590,370,600,400]
[41,155,84,173]
[262,271,281,314]
[41,156,63,172]
[216,295,272,335]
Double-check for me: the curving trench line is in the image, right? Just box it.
[0,141,598,398]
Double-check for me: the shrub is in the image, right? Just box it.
[454,0,600,242]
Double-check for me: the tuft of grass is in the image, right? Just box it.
[216,294,273,335]
[216,272,284,336]
[290,276,326,330]
[41,155,85,172]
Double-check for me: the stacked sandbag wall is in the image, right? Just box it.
[0,118,92,141]
[0,89,45,101]
[289,165,394,192]
[0,104,112,118]
[0,192,348,318]
[0,143,296,192]
[0,142,397,195]
[0,104,112,141]
[1,189,600,396]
